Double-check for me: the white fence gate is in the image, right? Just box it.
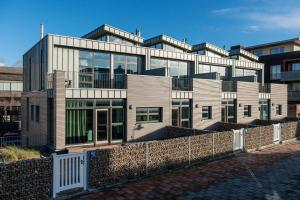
[233,128,244,151]
[273,123,281,144]
[52,152,87,198]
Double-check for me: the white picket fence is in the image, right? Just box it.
[52,152,88,198]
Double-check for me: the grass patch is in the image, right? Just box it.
[0,146,40,163]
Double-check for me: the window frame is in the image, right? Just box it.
[136,107,162,123]
[276,104,282,115]
[202,106,212,120]
[35,105,40,123]
[244,105,252,117]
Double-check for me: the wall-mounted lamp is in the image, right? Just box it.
[195,104,199,108]
[272,103,274,106]
[129,105,133,109]
[239,103,242,107]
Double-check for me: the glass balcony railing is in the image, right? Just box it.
[259,83,271,93]
[222,81,237,92]
[47,72,126,89]
[172,77,193,91]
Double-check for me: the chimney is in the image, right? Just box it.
[135,29,141,37]
[183,38,188,43]
[40,23,44,39]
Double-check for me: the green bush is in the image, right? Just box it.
[0,146,40,163]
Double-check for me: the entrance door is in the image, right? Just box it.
[96,109,109,143]
[172,108,179,126]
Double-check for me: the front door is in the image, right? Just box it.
[172,108,179,127]
[96,109,109,144]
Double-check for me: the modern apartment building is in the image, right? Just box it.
[247,37,300,117]
[22,24,287,150]
[0,67,23,136]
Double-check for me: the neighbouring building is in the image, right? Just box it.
[22,24,287,150]
[246,37,300,117]
[0,67,23,136]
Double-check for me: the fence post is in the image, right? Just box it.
[83,151,88,191]
[212,133,215,159]
[145,142,149,175]
[52,153,57,198]
[259,126,262,148]
[188,136,191,166]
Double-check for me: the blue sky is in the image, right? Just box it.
[0,0,300,66]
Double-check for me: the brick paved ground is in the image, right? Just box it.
[74,141,300,200]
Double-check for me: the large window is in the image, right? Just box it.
[254,50,264,56]
[270,65,281,80]
[244,105,252,117]
[150,58,168,70]
[169,60,188,77]
[66,109,94,145]
[0,82,23,91]
[65,99,125,145]
[235,68,257,77]
[149,43,163,49]
[202,106,212,120]
[79,50,142,88]
[289,63,300,71]
[114,54,139,74]
[198,64,228,79]
[270,47,285,55]
[288,83,300,92]
[136,107,162,123]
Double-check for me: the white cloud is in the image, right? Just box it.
[0,57,5,67]
[11,59,22,68]
[211,2,300,32]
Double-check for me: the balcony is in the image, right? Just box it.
[288,91,300,101]
[222,81,237,92]
[280,71,300,82]
[259,83,271,93]
[47,72,127,89]
[172,77,193,91]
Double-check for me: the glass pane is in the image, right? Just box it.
[149,107,159,113]
[97,110,108,141]
[95,52,110,60]
[127,63,138,74]
[136,115,147,122]
[66,109,93,145]
[181,107,190,119]
[172,109,179,126]
[136,108,148,114]
[96,99,110,107]
[112,108,123,123]
[172,99,181,105]
[149,114,160,121]
[112,125,124,141]
[112,99,123,106]
[181,121,189,128]
[114,63,126,74]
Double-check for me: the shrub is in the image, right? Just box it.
[0,146,40,163]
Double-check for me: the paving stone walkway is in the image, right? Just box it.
[74,141,300,200]
[178,156,300,200]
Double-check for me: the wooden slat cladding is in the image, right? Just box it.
[271,83,288,119]
[127,75,171,141]
[236,82,259,123]
[193,79,221,129]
